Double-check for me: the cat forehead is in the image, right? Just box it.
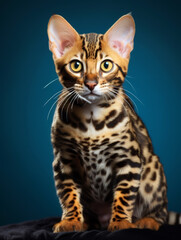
[81,33,103,59]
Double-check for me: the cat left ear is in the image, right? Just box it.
[104,14,135,59]
[47,15,80,59]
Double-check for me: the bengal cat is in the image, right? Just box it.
[47,14,168,232]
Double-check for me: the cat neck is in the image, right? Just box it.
[55,88,130,137]
[72,89,125,121]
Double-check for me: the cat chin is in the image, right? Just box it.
[86,94,100,101]
[79,94,102,104]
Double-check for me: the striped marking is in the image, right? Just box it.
[81,33,102,59]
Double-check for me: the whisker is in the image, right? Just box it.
[109,88,136,113]
[44,77,59,89]
[60,91,75,121]
[47,89,72,120]
[44,86,75,107]
[122,95,137,113]
[57,92,71,106]
[101,85,116,101]
[44,90,62,106]
[71,93,79,110]
[123,92,139,113]
[66,91,77,120]
[106,83,142,113]
[107,90,128,114]
[123,88,143,105]
[47,97,59,120]
[58,90,73,106]
[106,92,114,101]
[78,95,92,104]
[126,74,134,79]
[103,93,109,103]
[125,78,136,93]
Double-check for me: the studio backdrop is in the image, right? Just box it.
[0,0,181,226]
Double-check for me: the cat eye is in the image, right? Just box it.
[100,60,113,72]
[70,60,83,73]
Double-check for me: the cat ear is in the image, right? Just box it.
[47,15,80,59]
[104,14,135,59]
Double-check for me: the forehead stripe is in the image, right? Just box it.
[81,33,102,59]
[81,36,88,58]
[95,35,103,58]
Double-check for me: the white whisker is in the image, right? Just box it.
[103,93,109,103]
[109,88,136,113]
[71,93,79,110]
[58,90,72,105]
[78,95,92,104]
[124,93,139,113]
[60,91,75,121]
[125,78,136,93]
[126,74,134,79]
[44,90,62,106]
[47,89,71,120]
[104,83,142,113]
[47,97,59,120]
[105,92,113,101]
[66,92,77,120]
[122,88,143,105]
[107,89,128,114]
[44,77,59,89]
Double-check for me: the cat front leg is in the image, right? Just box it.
[108,152,141,231]
[52,152,86,232]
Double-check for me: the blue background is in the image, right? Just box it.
[0,0,181,226]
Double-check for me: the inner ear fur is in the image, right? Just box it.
[103,14,135,59]
[47,15,80,59]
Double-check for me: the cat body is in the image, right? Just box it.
[48,14,168,232]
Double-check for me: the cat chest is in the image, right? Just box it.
[79,138,116,201]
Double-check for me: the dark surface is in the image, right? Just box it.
[0,217,181,240]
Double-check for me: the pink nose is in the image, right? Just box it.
[84,80,98,91]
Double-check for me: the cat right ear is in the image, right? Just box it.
[47,15,80,59]
[104,14,135,59]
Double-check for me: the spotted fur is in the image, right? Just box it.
[48,14,169,232]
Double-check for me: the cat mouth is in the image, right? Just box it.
[82,92,101,102]
[83,93,100,97]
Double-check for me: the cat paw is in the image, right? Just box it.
[108,220,136,231]
[135,217,160,230]
[53,219,87,232]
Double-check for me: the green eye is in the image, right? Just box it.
[70,60,83,73]
[101,60,113,72]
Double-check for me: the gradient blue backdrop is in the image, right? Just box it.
[1,0,181,226]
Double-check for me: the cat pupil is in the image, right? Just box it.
[74,61,80,69]
[104,61,109,69]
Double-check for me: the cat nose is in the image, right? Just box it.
[84,79,98,91]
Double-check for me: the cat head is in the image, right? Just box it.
[47,14,135,103]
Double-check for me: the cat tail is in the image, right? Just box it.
[168,211,181,225]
